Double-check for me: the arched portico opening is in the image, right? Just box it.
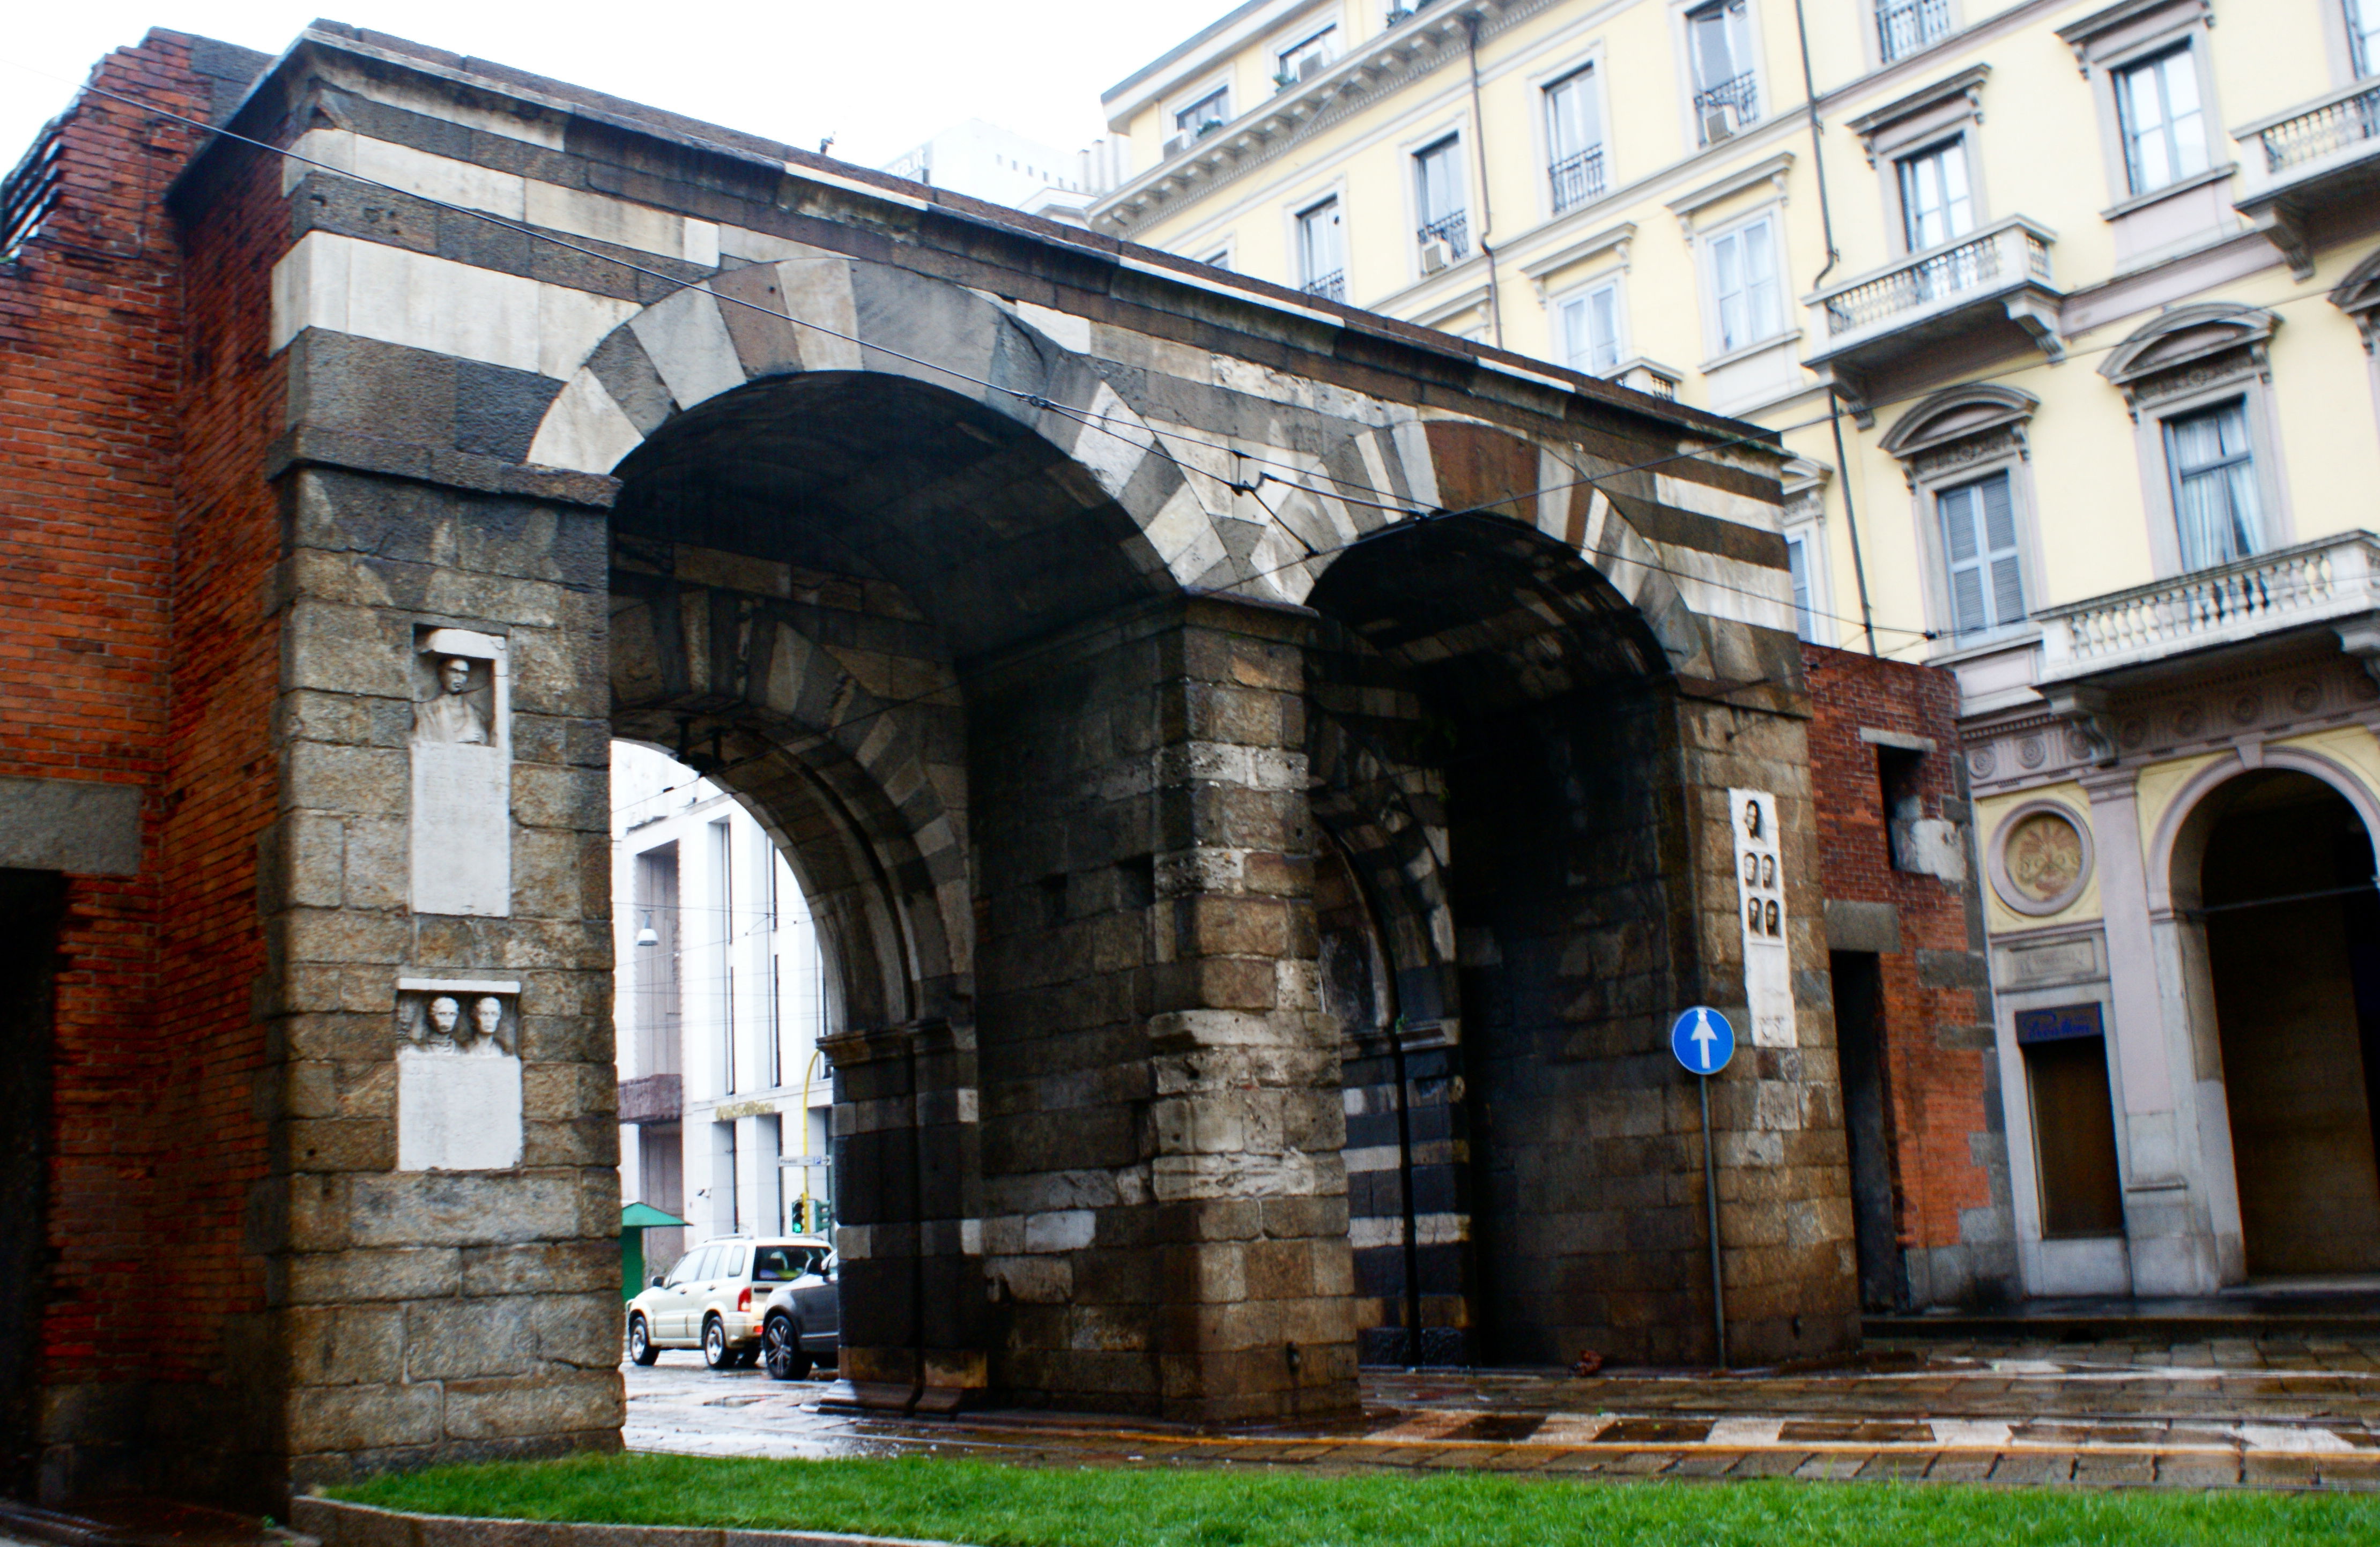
[1305,505,1706,1366]
[582,260,1416,1414]
[2176,769,2380,1277]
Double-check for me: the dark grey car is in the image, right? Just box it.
[760,1253,840,1380]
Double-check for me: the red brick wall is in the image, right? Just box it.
[0,29,290,1500]
[154,65,293,1496]
[0,30,195,1414]
[1803,645,1998,1276]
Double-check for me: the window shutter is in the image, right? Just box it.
[1940,484,1988,636]
[1786,534,1813,641]
[1940,474,2022,636]
[1981,474,2025,625]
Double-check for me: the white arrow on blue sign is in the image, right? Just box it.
[1669,1006,1736,1077]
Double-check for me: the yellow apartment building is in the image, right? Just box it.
[1092,0,2380,1304]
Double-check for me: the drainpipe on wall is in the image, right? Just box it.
[1464,12,1504,349]
[1793,0,1879,656]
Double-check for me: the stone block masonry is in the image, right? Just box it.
[971,597,1358,1423]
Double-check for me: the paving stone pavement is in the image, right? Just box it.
[622,1333,2380,1490]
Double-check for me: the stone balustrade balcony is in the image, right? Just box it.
[1801,217,2063,389]
[2234,79,2380,278]
[2035,531,2380,686]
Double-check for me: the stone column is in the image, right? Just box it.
[2081,769,2226,1293]
[969,593,1355,1424]
[818,1017,984,1415]
[1676,694,1860,1364]
[1145,597,1356,1422]
[260,468,622,1489]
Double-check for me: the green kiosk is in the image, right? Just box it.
[620,1201,689,1302]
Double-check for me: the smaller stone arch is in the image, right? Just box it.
[609,570,972,1031]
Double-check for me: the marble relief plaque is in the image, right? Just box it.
[2003,810,2085,905]
[410,627,511,917]
[395,976,523,1172]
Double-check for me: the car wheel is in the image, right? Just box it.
[702,1315,734,1371]
[627,1314,660,1366]
[763,1315,812,1381]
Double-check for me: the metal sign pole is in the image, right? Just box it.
[1669,1004,1735,1372]
[1699,1072,1726,1370]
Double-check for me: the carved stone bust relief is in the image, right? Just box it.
[414,655,491,745]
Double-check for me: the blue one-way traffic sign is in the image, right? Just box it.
[1670,1006,1736,1076]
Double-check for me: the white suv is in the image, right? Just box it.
[626,1234,833,1370]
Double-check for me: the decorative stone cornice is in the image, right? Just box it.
[1089,0,1559,237]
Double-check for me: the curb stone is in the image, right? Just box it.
[293,1500,976,1547]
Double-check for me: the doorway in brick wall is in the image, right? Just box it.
[1832,950,1903,1311]
[0,871,66,1497]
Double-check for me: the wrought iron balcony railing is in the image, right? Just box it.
[2035,531,2380,684]
[1548,147,1607,214]
[1693,72,1759,141]
[1416,211,1470,260]
[1875,0,1951,63]
[1302,270,1347,303]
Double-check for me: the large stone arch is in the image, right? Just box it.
[527,257,1240,604]
[529,259,1758,674]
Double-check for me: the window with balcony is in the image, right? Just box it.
[2115,46,2210,195]
[1174,87,1230,144]
[1875,0,1952,63]
[1897,138,1975,251]
[1708,215,1782,354]
[1559,280,1623,373]
[2166,400,2264,570]
[1414,136,1469,263]
[1297,197,1345,301]
[1546,65,1606,214]
[1278,27,1339,85]
[1688,1,1758,144]
[1938,472,2025,637]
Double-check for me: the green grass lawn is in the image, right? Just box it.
[329,1451,2380,1546]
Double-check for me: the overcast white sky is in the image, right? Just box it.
[2,2,1221,178]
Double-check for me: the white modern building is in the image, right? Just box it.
[880,117,1127,222]
[612,742,834,1271]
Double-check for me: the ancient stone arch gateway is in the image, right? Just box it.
[5,25,1859,1506]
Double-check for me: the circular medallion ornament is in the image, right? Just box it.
[2291,681,2321,715]
[2175,705,2204,738]
[1990,802,2094,918]
[2231,692,2261,726]
[1969,748,1997,779]
[2120,717,2148,749]
[2018,735,2045,769]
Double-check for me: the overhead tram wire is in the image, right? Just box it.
[33,60,2117,796]
[31,70,1948,805]
[26,58,2349,569]
[12,59,1857,527]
